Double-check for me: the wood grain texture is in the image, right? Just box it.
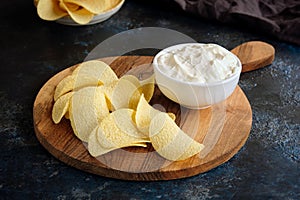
[231,41,275,72]
[33,56,252,181]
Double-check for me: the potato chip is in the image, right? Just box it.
[139,75,155,102]
[149,113,204,161]
[88,125,148,157]
[59,1,94,25]
[120,74,140,88]
[72,60,118,85]
[135,94,161,135]
[109,78,141,110]
[54,74,100,101]
[88,126,116,157]
[97,109,150,149]
[116,74,155,103]
[102,80,119,111]
[69,86,109,142]
[54,60,118,101]
[52,92,73,124]
[104,0,123,11]
[135,94,176,136]
[37,0,68,21]
[63,0,107,14]
[58,2,80,12]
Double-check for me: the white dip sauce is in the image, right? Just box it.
[156,43,240,83]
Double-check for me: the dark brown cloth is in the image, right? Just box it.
[174,0,300,45]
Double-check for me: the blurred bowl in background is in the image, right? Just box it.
[55,0,125,26]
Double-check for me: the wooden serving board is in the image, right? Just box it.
[33,56,252,181]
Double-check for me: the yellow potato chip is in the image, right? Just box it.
[58,2,80,12]
[88,125,148,157]
[110,78,141,110]
[139,75,155,102]
[52,92,73,124]
[54,74,100,101]
[88,126,117,157]
[54,75,74,101]
[102,80,119,111]
[69,86,109,142]
[72,60,118,85]
[135,94,161,135]
[129,90,141,110]
[54,60,118,101]
[135,94,176,136]
[37,0,68,21]
[104,0,123,11]
[63,0,107,14]
[120,74,140,88]
[97,109,149,149]
[149,113,204,161]
[88,126,116,157]
[59,1,94,25]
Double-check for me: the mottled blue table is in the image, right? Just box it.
[0,0,299,199]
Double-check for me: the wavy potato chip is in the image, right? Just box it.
[88,126,116,157]
[120,74,140,88]
[58,2,80,12]
[88,125,148,157]
[97,109,150,149]
[64,0,107,14]
[37,0,68,21]
[54,74,100,101]
[59,1,94,25]
[120,74,155,103]
[135,94,161,135]
[54,60,118,101]
[136,94,176,136]
[72,60,118,85]
[102,80,119,111]
[149,113,204,161]
[139,75,155,102]
[69,86,109,142]
[52,92,73,124]
[109,78,141,110]
[103,0,123,11]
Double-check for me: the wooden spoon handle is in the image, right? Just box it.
[231,41,275,73]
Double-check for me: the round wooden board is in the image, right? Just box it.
[33,56,252,181]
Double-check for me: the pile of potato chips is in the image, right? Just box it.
[35,0,123,24]
[52,60,204,161]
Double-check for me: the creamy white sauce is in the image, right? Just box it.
[156,43,240,83]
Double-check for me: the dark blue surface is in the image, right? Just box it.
[0,0,299,199]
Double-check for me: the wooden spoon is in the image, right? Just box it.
[230,41,275,72]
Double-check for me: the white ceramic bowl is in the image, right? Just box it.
[56,0,125,26]
[152,43,242,109]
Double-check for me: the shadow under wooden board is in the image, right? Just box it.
[33,56,252,181]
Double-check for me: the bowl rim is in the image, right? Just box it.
[153,42,242,87]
